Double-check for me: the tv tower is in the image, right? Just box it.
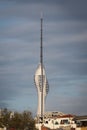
[34,16,49,122]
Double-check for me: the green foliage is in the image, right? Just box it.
[0,108,37,130]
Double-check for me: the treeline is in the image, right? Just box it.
[0,108,38,130]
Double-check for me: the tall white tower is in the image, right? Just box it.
[34,16,49,121]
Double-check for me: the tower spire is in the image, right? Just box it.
[40,14,43,64]
[40,15,44,122]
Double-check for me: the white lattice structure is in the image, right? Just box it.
[34,63,49,118]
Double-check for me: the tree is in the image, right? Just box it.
[0,108,11,128]
[0,109,38,130]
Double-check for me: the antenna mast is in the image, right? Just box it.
[40,14,44,122]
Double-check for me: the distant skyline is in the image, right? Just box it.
[0,0,87,116]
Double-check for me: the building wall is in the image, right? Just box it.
[41,126,87,130]
[36,124,87,130]
[76,127,87,130]
[81,127,87,130]
[0,128,4,130]
[44,117,76,129]
[76,128,81,130]
[41,125,49,130]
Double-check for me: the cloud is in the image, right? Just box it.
[46,81,87,115]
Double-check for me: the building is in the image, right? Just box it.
[34,16,49,120]
[74,115,87,127]
[36,112,76,130]
[35,114,87,130]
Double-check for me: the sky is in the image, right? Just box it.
[0,0,87,116]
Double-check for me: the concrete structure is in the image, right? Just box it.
[34,64,49,118]
[34,17,49,120]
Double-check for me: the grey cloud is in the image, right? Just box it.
[65,0,87,20]
[0,102,9,109]
[0,1,58,19]
[46,82,87,115]
[0,0,87,20]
